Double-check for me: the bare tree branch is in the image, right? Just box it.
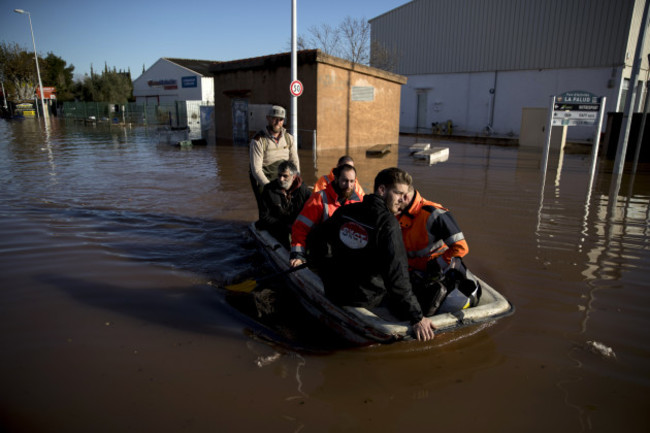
[339,16,370,64]
[291,16,398,72]
[306,23,342,57]
[285,34,310,52]
[370,40,399,73]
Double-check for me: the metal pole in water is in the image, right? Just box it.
[540,96,555,176]
[291,0,298,142]
[613,0,650,175]
[14,9,49,124]
[588,97,607,191]
[537,96,555,234]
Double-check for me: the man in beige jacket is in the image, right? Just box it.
[249,105,300,216]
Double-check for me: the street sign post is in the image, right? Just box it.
[539,92,607,237]
[542,91,607,199]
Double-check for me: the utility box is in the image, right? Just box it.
[248,104,272,134]
[520,107,569,149]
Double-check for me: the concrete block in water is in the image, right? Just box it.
[366,144,391,157]
[413,147,449,165]
[409,142,430,153]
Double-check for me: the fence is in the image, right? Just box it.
[60,101,316,148]
[60,101,212,127]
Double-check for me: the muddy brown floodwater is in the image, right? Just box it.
[1,118,649,433]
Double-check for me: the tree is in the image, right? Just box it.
[73,66,133,103]
[301,16,397,71]
[1,42,133,104]
[42,53,75,101]
[0,41,38,101]
[306,23,342,58]
[369,40,399,73]
[338,16,370,64]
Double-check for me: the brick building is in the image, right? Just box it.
[210,49,407,153]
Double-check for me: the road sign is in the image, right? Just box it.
[556,91,601,104]
[553,111,598,120]
[551,118,598,126]
[552,113,598,126]
[552,91,602,126]
[554,103,600,111]
[290,80,303,97]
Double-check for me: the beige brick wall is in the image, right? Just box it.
[316,62,402,150]
[213,50,406,151]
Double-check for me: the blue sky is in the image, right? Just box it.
[1,0,408,81]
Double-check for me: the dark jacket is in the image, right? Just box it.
[310,194,424,324]
[256,175,311,248]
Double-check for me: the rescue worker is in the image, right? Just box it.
[313,155,365,197]
[397,186,480,315]
[289,163,363,267]
[255,160,311,248]
[249,105,300,217]
[308,167,436,341]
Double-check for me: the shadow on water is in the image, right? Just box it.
[26,203,263,280]
[35,271,347,354]
[24,203,352,353]
[224,286,358,353]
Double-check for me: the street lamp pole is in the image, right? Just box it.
[14,9,49,120]
[1,72,8,111]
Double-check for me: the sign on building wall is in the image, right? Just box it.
[351,86,375,102]
[147,79,177,90]
[182,76,198,88]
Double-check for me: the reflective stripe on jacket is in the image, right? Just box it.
[398,190,468,271]
[314,168,365,196]
[313,171,334,192]
[291,182,362,257]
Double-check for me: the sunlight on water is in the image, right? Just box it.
[1,121,649,432]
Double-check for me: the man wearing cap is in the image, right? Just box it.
[249,105,300,216]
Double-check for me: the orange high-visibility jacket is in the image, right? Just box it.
[313,169,365,196]
[291,182,363,259]
[397,190,468,271]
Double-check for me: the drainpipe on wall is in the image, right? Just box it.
[486,71,497,135]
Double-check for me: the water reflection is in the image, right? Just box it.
[1,119,649,432]
[535,131,650,430]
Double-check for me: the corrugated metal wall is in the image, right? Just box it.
[370,0,638,75]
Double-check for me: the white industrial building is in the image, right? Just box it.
[133,58,217,104]
[370,0,650,142]
[132,58,218,133]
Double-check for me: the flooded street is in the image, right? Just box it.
[1,118,648,432]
